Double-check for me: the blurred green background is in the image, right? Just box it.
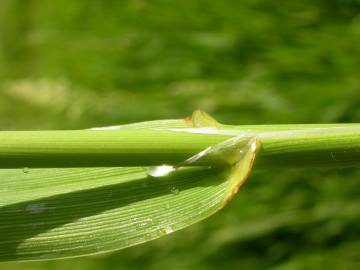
[0,0,359,269]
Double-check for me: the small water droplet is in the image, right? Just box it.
[142,218,153,227]
[147,165,175,177]
[23,167,30,173]
[156,225,174,236]
[165,203,170,210]
[132,217,153,230]
[169,186,179,195]
[26,203,46,214]
[164,226,174,234]
[132,217,139,223]
[144,233,153,240]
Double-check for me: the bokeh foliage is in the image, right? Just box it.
[0,0,359,269]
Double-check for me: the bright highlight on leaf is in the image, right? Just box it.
[0,111,260,261]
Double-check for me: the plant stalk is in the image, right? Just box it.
[0,124,359,169]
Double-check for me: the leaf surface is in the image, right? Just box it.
[0,112,260,261]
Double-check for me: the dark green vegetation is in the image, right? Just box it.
[0,0,359,269]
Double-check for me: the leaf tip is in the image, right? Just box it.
[223,137,261,205]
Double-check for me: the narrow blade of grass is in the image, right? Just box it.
[0,133,259,261]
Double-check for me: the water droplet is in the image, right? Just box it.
[156,225,174,236]
[26,203,46,214]
[23,167,30,173]
[164,226,174,234]
[169,186,179,195]
[132,217,139,223]
[165,203,170,210]
[132,217,153,229]
[140,218,153,228]
[144,233,153,241]
[147,165,175,177]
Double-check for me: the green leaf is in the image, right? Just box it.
[0,114,260,261]
[1,110,359,261]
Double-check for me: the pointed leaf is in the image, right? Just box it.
[0,136,259,261]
